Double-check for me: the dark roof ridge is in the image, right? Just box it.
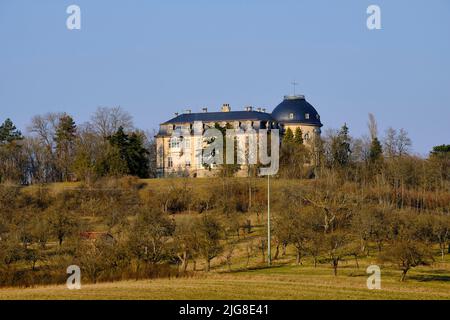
[162,110,274,124]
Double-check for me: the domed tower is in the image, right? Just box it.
[271,95,323,145]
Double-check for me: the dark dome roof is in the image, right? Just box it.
[271,95,322,126]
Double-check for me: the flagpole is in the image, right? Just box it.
[267,173,271,266]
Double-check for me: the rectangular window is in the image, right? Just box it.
[186,160,191,167]
[168,157,173,168]
[170,138,179,149]
[185,138,191,149]
[305,113,310,119]
[289,113,294,119]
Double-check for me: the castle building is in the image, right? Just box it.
[156,95,323,177]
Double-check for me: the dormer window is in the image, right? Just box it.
[289,113,294,119]
[316,114,320,119]
[305,113,310,119]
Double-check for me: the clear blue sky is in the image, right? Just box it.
[1,0,449,155]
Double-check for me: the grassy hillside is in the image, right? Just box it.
[2,177,449,300]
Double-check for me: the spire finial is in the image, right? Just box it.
[291,80,298,96]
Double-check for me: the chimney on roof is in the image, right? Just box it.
[257,107,262,112]
[202,107,208,113]
[221,103,231,112]
[174,112,179,116]
[184,109,191,114]
[262,108,266,113]
[245,106,253,112]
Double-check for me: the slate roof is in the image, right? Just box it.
[271,96,323,126]
[160,96,322,128]
[162,111,274,124]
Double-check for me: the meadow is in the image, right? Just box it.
[1,260,449,300]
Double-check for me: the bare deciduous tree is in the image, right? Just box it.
[397,128,412,157]
[91,106,133,138]
[367,113,378,140]
[383,127,412,158]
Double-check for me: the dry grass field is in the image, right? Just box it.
[1,262,449,300]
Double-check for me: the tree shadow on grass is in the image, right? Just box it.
[217,263,288,275]
[419,269,450,274]
[409,273,450,282]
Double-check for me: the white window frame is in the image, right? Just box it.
[184,138,191,149]
[170,137,180,149]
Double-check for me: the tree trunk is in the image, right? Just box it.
[296,249,302,265]
[377,241,382,252]
[332,259,339,276]
[273,244,280,260]
[261,247,265,263]
[205,258,211,272]
[282,243,287,256]
[248,184,252,209]
[135,261,141,280]
[178,252,188,272]
[400,269,408,282]
[180,256,188,272]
